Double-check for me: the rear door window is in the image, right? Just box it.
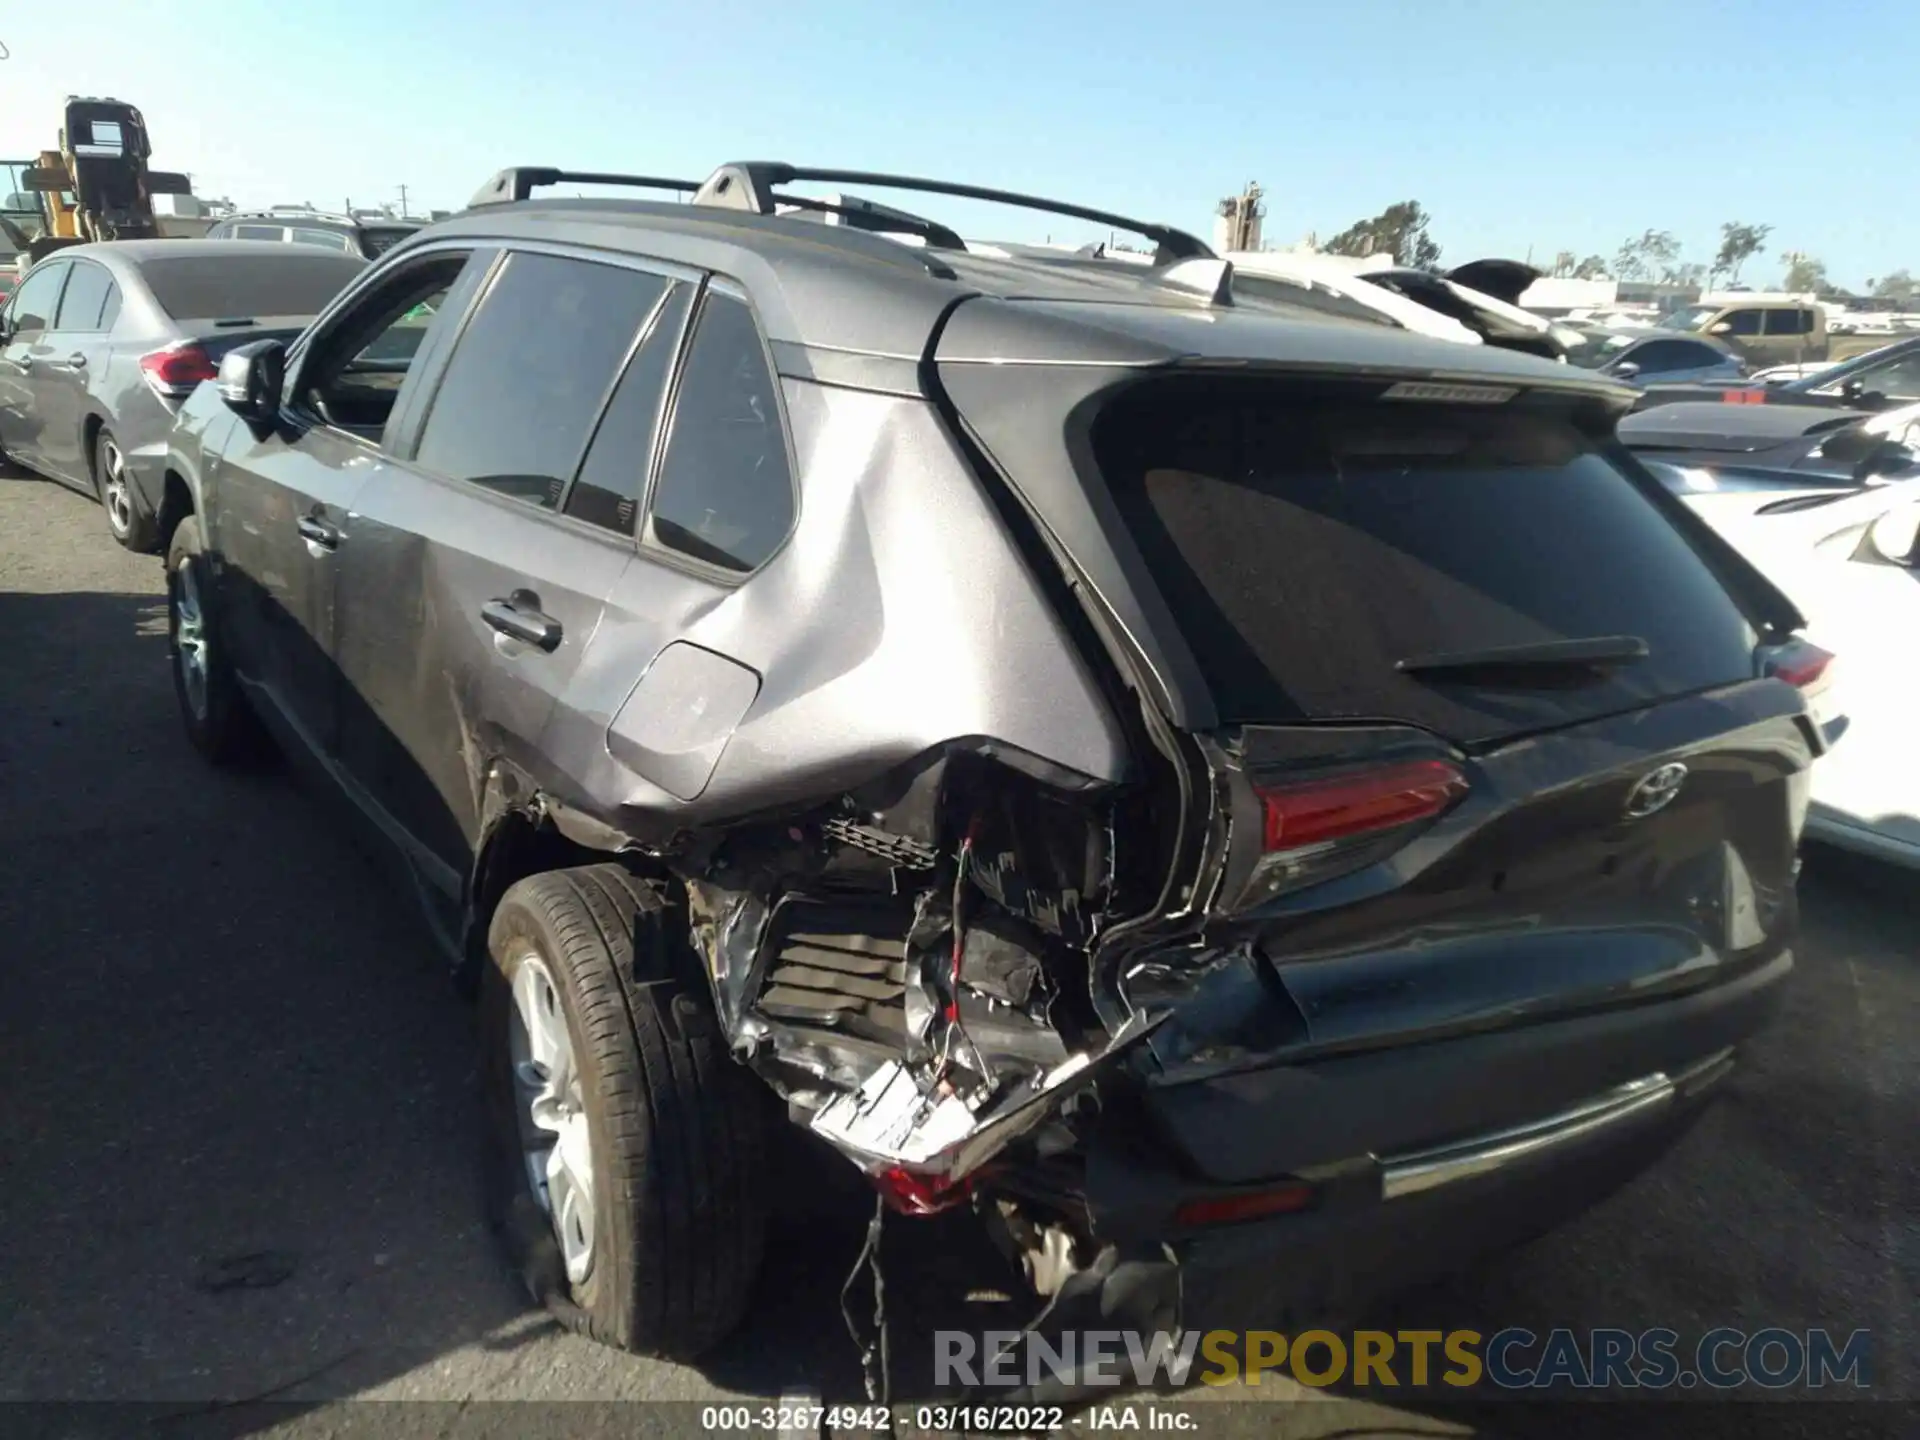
[1763,309,1811,336]
[1094,382,1760,744]
[413,251,669,510]
[645,288,795,572]
[1723,309,1764,337]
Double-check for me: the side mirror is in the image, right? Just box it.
[1840,378,1869,401]
[217,339,286,425]
[1611,360,1641,381]
[1866,507,1919,566]
[1708,321,1734,336]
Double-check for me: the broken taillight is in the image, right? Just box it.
[872,1166,972,1216]
[140,342,220,401]
[1243,758,1469,902]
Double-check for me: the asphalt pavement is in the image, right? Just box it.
[0,469,1912,1440]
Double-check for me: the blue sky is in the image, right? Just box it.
[3,1,1911,287]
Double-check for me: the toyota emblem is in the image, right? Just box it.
[1624,762,1689,818]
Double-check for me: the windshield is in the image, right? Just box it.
[1660,307,1719,333]
[1564,331,1638,369]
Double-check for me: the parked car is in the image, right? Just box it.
[206,208,422,260]
[160,159,1823,1368]
[1618,397,1917,482]
[1643,461,1918,868]
[1659,298,1827,366]
[1637,334,1920,413]
[0,239,367,546]
[1566,328,1746,387]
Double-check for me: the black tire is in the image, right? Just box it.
[95,426,157,552]
[482,864,769,1358]
[166,514,267,765]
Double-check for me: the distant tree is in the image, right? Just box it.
[1572,254,1611,280]
[1780,252,1828,293]
[1871,270,1915,301]
[1670,262,1708,289]
[1550,250,1578,278]
[1712,222,1772,285]
[1611,229,1681,284]
[1323,201,1441,269]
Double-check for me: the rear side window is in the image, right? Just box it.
[141,252,366,320]
[233,224,285,241]
[1094,382,1760,744]
[647,290,794,572]
[414,251,669,510]
[53,260,113,330]
[566,283,691,535]
[1763,308,1812,336]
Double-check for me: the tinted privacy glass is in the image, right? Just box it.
[53,261,113,330]
[415,252,669,510]
[1724,310,1764,336]
[1095,382,1759,744]
[649,291,794,571]
[1763,309,1811,336]
[233,224,284,240]
[141,252,366,320]
[567,284,690,535]
[6,263,66,335]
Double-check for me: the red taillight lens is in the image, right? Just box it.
[1768,642,1833,690]
[140,343,219,399]
[871,1166,971,1216]
[1174,1181,1317,1229]
[1257,759,1469,854]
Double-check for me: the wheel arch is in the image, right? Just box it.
[460,769,673,993]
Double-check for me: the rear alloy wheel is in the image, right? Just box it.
[94,428,156,552]
[482,865,769,1358]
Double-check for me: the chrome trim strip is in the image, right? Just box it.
[1379,1049,1734,1201]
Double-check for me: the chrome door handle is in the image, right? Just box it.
[65,353,87,369]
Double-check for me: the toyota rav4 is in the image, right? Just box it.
[157,161,1828,1377]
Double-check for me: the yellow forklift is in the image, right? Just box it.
[18,96,191,263]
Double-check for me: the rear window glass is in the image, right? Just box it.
[141,252,366,320]
[1095,382,1760,743]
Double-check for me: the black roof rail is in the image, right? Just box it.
[469,167,701,209]
[691,162,1214,262]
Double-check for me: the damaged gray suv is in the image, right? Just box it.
[159,161,1831,1368]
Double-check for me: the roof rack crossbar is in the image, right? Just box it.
[693,162,1214,260]
[469,167,701,209]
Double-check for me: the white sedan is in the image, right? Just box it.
[1662,468,1920,866]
